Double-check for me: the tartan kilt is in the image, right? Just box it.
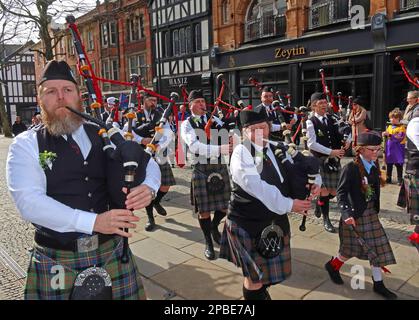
[190,163,231,213]
[339,206,396,267]
[219,218,292,285]
[318,157,341,190]
[158,162,176,186]
[24,237,146,300]
[397,174,419,225]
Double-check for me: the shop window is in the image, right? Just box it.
[354,64,372,74]
[245,0,287,42]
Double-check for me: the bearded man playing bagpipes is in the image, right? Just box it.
[6,60,161,300]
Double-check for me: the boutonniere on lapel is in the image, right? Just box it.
[39,150,57,171]
[362,177,375,202]
[317,129,324,137]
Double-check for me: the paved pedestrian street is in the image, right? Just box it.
[0,135,417,300]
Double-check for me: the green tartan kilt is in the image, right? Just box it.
[24,237,146,300]
[219,218,292,285]
[319,158,341,190]
[190,163,231,213]
[339,206,396,267]
[158,162,176,187]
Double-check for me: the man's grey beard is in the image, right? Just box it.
[41,105,84,137]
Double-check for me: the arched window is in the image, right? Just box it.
[245,0,287,42]
[310,0,370,29]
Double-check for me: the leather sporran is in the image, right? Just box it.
[206,172,225,193]
[69,266,112,300]
[256,223,284,259]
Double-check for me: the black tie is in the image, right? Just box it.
[322,117,327,126]
[67,133,82,158]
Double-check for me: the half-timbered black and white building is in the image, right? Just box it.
[0,43,37,125]
[149,0,213,102]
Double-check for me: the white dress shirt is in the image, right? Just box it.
[407,116,419,150]
[230,142,321,215]
[180,113,224,159]
[6,124,161,235]
[306,113,333,156]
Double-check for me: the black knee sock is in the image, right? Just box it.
[242,285,269,300]
[387,164,393,181]
[198,217,213,243]
[212,210,226,229]
[154,190,167,205]
[146,203,154,220]
[319,196,330,218]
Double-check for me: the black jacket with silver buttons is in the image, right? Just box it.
[336,161,380,220]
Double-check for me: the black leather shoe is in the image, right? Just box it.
[204,243,216,260]
[153,202,167,216]
[145,218,155,232]
[373,280,397,300]
[323,217,336,233]
[325,260,344,284]
[211,226,222,245]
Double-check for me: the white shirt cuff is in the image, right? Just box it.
[286,198,294,213]
[74,209,98,234]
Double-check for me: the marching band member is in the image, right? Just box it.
[306,92,350,233]
[257,86,283,141]
[6,60,161,300]
[131,92,176,231]
[325,131,397,299]
[219,107,320,300]
[180,89,233,260]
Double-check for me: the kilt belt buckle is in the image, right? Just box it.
[77,235,99,253]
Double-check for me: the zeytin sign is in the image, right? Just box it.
[275,46,306,60]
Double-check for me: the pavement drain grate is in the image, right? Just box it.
[0,246,27,280]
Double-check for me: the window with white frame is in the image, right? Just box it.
[194,23,201,52]
[128,54,148,82]
[101,21,117,47]
[127,14,145,42]
[67,37,75,55]
[101,23,109,47]
[172,29,180,56]
[87,31,94,51]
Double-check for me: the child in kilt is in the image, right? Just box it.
[325,131,397,299]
